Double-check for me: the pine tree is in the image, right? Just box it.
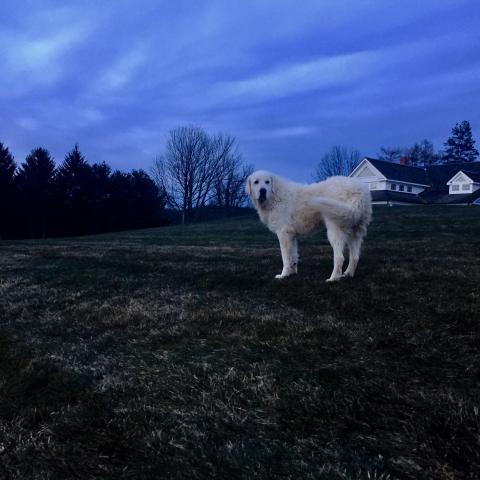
[55,144,94,235]
[0,142,17,239]
[17,147,56,238]
[443,121,479,163]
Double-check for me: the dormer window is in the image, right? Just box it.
[447,171,479,194]
[399,185,405,192]
[391,183,397,191]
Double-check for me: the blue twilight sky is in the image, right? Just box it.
[1,0,479,181]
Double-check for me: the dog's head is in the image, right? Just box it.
[246,170,275,207]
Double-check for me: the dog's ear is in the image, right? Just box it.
[245,176,252,196]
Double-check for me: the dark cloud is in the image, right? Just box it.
[1,0,479,180]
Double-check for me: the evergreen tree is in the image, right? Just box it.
[0,142,17,239]
[443,121,479,163]
[55,144,94,235]
[108,170,165,231]
[17,147,56,238]
[129,169,166,228]
[89,162,112,233]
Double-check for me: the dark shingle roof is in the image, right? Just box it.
[462,171,480,183]
[420,188,480,204]
[371,190,426,204]
[364,158,480,192]
[365,158,429,185]
[423,162,480,192]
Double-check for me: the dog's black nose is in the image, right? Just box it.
[258,188,267,202]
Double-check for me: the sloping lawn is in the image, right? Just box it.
[1,206,479,479]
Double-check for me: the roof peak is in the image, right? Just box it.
[364,157,480,170]
[364,157,426,170]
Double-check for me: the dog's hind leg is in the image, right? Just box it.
[325,221,346,282]
[275,230,298,279]
[343,233,363,278]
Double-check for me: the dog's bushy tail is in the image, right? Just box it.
[309,197,355,222]
[309,188,372,227]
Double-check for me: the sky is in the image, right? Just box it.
[1,0,479,181]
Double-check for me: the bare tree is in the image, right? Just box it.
[151,126,248,223]
[378,146,403,163]
[152,126,206,223]
[313,145,361,181]
[212,145,253,208]
[407,139,439,166]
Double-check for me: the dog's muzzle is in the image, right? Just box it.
[258,188,267,204]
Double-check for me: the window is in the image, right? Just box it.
[390,183,397,191]
[399,185,405,192]
[451,184,460,191]
[407,186,412,193]
[462,184,471,191]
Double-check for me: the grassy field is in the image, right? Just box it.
[1,206,479,479]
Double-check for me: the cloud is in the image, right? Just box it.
[16,117,39,131]
[94,47,149,94]
[0,24,93,96]
[249,126,317,140]
[211,51,379,105]
[0,0,478,180]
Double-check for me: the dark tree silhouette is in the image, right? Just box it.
[378,146,403,163]
[16,147,56,238]
[108,170,165,231]
[313,146,361,181]
[211,138,252,209]
[407,139,439,167]
[213,158,253,209]
[152,126,250,222]
[443,121,479,163]
[89,162,113,234]
[0,142,17,239]
[55,144,95,235]
[0,143,167,240]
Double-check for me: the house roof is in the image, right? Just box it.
[371,190,426,204]
[462,171,480,183]
[423,162,480,191]
[364,158,430,185]
[362,158,480,192]
[420,188,480,204]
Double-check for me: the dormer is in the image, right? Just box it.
[446,171,480,194]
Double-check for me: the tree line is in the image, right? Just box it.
[314,120,479,180]
[0,143,166,240]
[378,120,479,166]
[0,126,253,239]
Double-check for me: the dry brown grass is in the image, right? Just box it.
[1,207,479,479]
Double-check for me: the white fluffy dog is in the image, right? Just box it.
[246,171,372,282]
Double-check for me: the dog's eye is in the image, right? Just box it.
[265,180,270,184]
[254,180,259,184]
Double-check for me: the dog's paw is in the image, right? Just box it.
[275,274,286,279]
[341,271,354,278]
[326,276,341,282]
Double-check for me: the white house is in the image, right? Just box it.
[349,158,430,205]
[350,157,480,205]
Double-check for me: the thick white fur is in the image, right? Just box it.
[246,170,372,281]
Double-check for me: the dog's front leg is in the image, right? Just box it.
[275,230,298,279]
